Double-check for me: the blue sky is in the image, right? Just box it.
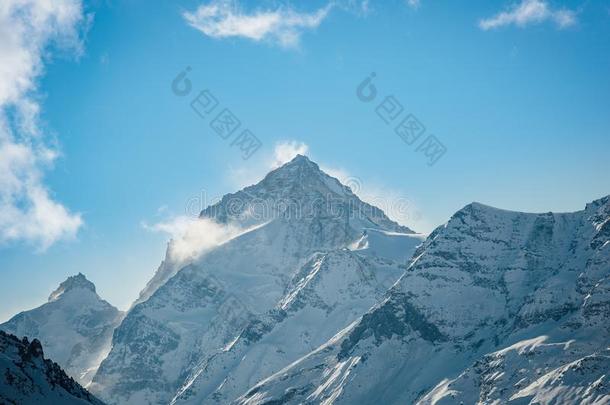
[1,0,609,321]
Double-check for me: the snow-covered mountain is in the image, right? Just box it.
[5,153,606,405]
[1,273,124,386]
[0,330,106,405]
[91,155,417,405]
[236,196,610,405]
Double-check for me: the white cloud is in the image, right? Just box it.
[143,216,249,264]
[406,0,421,9]
[479,0,577,30]
[226,140,310,189]
[183,0,332,48]
[272,140,309,168]
[0,0,88,250]
[145,142,312,262]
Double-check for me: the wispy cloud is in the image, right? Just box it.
[143,216,246,264]
[271,140,309,168]
[406,0,421,9]
[157,139,430,238]
[147,140,313,260]
[183,0,332,48]
[0,0,89,250]
[479,0,577,30]
[227,140,310,188]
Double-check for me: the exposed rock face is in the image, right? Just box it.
[1,273,124,386]
[0,330,106,405]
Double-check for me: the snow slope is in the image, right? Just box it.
[0,330,105,405]
[236,196,610,405]
[1,274,123,386]
[91,155,414,405]
[349,228,425,262]
[170,249,406,404]
[418,338,610,405]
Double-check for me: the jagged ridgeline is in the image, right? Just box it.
[0,330,106,405]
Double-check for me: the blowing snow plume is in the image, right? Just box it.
[144,216,246,264]
[138,215,259,305]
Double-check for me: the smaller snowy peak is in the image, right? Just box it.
[450,201,524,222]
[445,197,610,254]
[48,273,97,302]
[2,273,122,386]
[453,195,610,225]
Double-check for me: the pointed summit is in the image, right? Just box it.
[2,272,122,386]
[283,154,317,168]
[48,273,96,302]
[261,153,330,191]
[286,153,312,163]
[200,155,413,234]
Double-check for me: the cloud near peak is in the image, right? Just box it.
[272,140,309,168]
[183,0,332,48]
[143,216,246,264]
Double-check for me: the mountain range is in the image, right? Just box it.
[236,196,610,404]
[1,155,608,405]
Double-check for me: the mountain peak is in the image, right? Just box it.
[199,154,412,233]
[585,194,610,213]
[285,153,315,167]
[267,154,324,182]
[48,273,97,302]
